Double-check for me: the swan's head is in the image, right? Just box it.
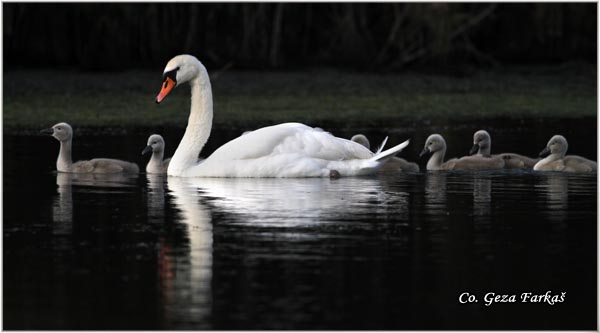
[41,122,73,142]
[156,54,203,103]
[142,134,166,155]
[420,134,446,158]
[540,135,568,157]
[351,134,371,150]
[470,129,491,155]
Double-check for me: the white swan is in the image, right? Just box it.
[533,135,597,172]
[351,134,420,172]
[155,54,409,177]
[420,134,505,171]
[142,134,171,174]
[470,129,538,169]
[41,122,139,174]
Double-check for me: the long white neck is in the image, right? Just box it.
[147,149,165,173]
[57,139,73,172]
[479,144,491,157]
[168,73,213,176]
[427,150,445,171]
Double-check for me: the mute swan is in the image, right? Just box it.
[470,130,538,169]
[420,134,505,171]
[142,134,171,174]
[155,54,409,177]
[533,135,597,172]
[41,122,139,174]
[351,134,420,172]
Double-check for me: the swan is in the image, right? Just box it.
[155,54,409,177]
[351,134,419,172]
[41,122,139,174]
[142,134,171,174]
[533,135,597,172]
[470,129,538,169]
[420,134,505,171]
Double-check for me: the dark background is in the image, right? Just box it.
[3,2,597,71]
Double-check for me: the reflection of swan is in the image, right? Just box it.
[41,122,139,174]
[351,134,420,172]
[424,172,447,218]
[470,130,538,169]
[420,134,504,171]
[142,134,171,174]
[161,177,213,328]
[146,174,168,222]
[534,135,597,172]
[472,175,491,217]
[154,54,409,177]
[542,174,569,215]
[52,173,74,236]
[178,177,400,226]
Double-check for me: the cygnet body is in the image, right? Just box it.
[421,134,505,171]
[470,129,538,169]
[533,135,597,172]
[41,122,139,174]
[142,134,171,174]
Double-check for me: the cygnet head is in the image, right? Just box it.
[156,54,204,103]
[420,134,446,157]
[351,134,371,150]
[41,122,73,142]
[142,134,166,155]
[470,129,491,155]
[540,135,568,158]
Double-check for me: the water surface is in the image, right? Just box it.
[3,126,597,330]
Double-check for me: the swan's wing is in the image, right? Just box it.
[72,160,96,173]
[88,159,126,173]
[207,123,373,161]
[453,155,505,170]
[564,156,596,172]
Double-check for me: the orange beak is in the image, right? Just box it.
[156,77,176,104]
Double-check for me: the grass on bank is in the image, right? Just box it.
[3,64,597,132]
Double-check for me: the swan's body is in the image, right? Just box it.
[42,122,139,174]
[421,134,505,171]
[156,55,409,178]
[142,134,171,174]
[351,134,420,172]
[470,129,538,169]
[533,135,596,173]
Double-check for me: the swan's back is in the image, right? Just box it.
[445,155,505,171]
[562,155,597,172]
[381,157,420,172]
[207,123,373,161]
[498,153,539,169]
[73,158,139,174]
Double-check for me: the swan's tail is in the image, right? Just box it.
[369,139,410,163]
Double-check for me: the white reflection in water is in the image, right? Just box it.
[163,177,213,328]
[53,173,73,236]
[473,176,491,217]
[52,172,137,236]
[424,172,447,218]
[176,177,400,226]
[542,174,569,223]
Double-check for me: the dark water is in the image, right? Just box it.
[3,123,597,330]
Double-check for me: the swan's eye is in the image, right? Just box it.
[56,127,62,131]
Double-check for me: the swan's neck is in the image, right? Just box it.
[57,139,73,172]
[427,150,445,170]
[169,75,213,175]
[147,149,165,172]
[479,145,491,157]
